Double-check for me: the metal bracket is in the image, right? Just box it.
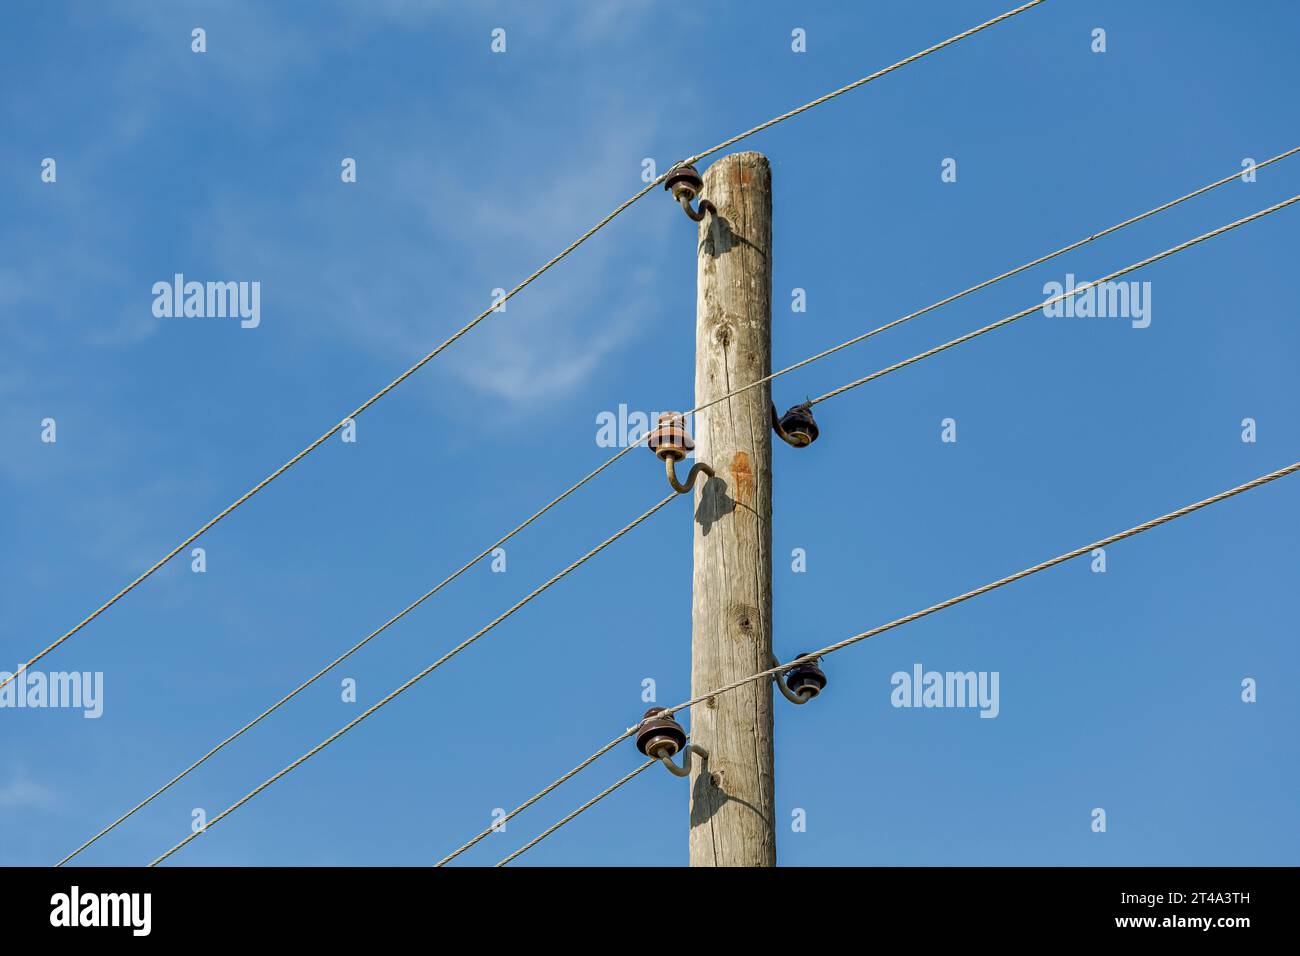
[665,456,715,494]
[771,654,814,705]
[678,194,717,222]
[658,742,710,778]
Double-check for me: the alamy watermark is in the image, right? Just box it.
[1042,273,1151,328]
[50,886,150,936]
[152,273,261,328]
[0,669,103,718]
[891,663,999,718]
[596,404,698,450]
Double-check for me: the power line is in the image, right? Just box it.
[678,0,1050,171]
[140,493,678,867]
[696,148,1300,419]
[755,146,1298,404]
[482,460,1300,865]
[495,759,657,867]
[3,0,1047,696]
[810,193,1300,406]
[56,432,641,866]
[4,222,650,696]
[658,462,1300,718]
[435,727,635,866]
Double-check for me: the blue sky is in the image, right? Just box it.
[2,0,1297,867]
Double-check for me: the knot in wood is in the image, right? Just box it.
[728,602,761,640]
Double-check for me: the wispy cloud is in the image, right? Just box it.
[183,5,675,414]
[0,771,56,810]
[1,0,677,457]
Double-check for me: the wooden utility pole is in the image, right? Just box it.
[689,151,775,867]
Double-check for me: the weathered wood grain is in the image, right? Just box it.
[689,151,775,867]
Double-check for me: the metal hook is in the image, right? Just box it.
[665,456,715,495]
[770,402,787,440]
[647,412,714,493]
[678,193,717,222]
[658,742,710,778]
[771,654,813,705]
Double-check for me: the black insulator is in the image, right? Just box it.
[635,707,687,758]
[785,653,827,700]
[775,402,820,448]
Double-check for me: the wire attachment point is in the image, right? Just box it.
[664,164,716,222]
[635,707,708,778]
[658,743,709,778]
[648,413,714,494]
[773,401,820,448]
[773,653,827,704]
